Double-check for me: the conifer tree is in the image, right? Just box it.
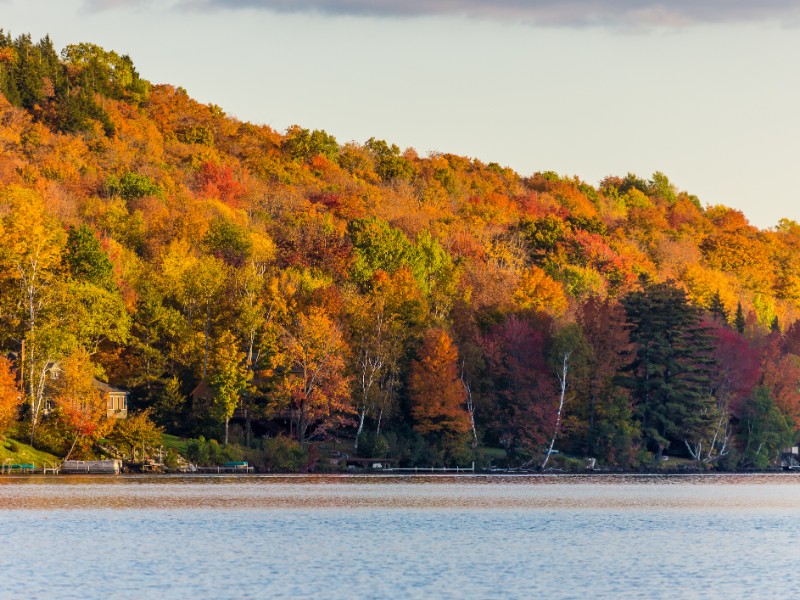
[622,282,717,461]
[709,290,728,324]
[735,301,746,334]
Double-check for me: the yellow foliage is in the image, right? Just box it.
[514,266,567,316]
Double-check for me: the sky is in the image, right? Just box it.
[3,0,800,228]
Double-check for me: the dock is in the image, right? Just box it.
[385,463,476,473]
[192,462,255,474]
[61,459,122,474]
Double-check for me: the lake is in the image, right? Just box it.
[1,473,799,599]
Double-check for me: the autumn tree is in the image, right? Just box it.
[53,348,111,460]
[108,408,163,462]
[1,186,66,443]
[482,315,555,464]
[273,307,352,444]
[409,328,471,454]
[0,357,22,436]
[347,289,403,451]
[574,298,637,465]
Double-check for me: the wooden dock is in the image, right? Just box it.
[61,460,122,474]
[385,463,476,473]
[192,464,255,474]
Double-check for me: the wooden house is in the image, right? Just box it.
[93,379,129,419]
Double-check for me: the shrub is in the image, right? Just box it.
[186,436,243,466]
[261,436,306,472]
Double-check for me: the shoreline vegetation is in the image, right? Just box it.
[0,29,800,475]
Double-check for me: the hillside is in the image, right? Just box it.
[0,30,798,469]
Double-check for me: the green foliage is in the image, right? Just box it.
[648,171,677,204]
[203,218,253,266]
[364,137,414,181]
[64,225,114,289]
[186,436,243,466]
[622,282,717,459]
[283,125,339,162]
[261,436,307,472]
[107,409,164,461]
[348,217,419,287]
[356,430,390,458]
[61,43,150,103]
[177,126,214,146]
[107,172,162,200]
[153,377,188,432]
[520,215,569,260]
[738,387,793,469]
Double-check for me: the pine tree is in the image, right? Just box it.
[708,290,728,324]
[735,301,746,334]
[622,282,717,461]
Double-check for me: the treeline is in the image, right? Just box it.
[0,30,798,468]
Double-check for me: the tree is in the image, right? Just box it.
[153,376,187,432]
[63,224,114,289]
[513,266,567,317]
[576,298,637,465]
[283,125,339,162]
[347,290,403,451]
[735,301,746,334]
[273,307,353,444]
[409,328,471,461]
[482,315,555,464]
[708,290,728,324]
[622,281,717,461]
[542,323,589,469]
[107,408,163,462]
[700,325,761,464]
[1,186,66,443]
[53,348,111,460]
[738,387,793,469]
[364,137,414,181]
[0,357,22,436]
[208,331,251,445]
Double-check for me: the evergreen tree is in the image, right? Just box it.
[735,301,746,334]
[622,282,717,461]
[708,290,728,324]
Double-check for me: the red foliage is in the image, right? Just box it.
[482,315,555,455]
[198,161,245,207]
[708,323,760,417]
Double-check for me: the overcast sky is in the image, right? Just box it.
[4,0,800,228]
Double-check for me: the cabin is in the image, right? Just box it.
[8,353,130,420]
[93,379,129,419]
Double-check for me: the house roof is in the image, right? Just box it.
[92,378,129,395]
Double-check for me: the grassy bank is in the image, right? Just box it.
[0,437,60,466]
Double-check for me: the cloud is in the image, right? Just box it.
[164,0,800,27]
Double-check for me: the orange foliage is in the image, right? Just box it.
[0,357,22,435]
[409,328,470,436]
[514,266,567,316]
[54,349,112,457]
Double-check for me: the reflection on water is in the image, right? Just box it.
[2,474,800,599]
[2,472,800,510]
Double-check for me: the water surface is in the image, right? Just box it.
[1,473,798,599]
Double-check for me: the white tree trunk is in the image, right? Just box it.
[542,351,570,470]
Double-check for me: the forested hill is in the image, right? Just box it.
[0,30,798,470]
